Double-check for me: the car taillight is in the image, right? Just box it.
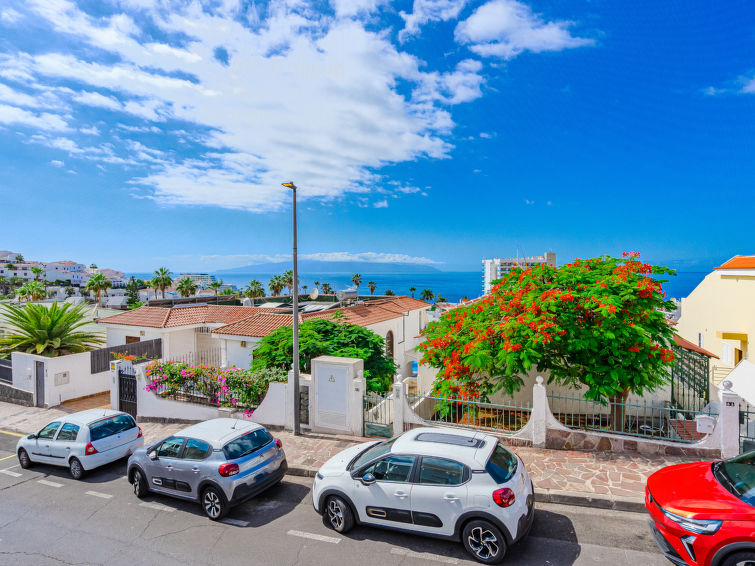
[493,488,516,508]
[137,426,142,438]
[85,443,98,456]
[275,438,282,450]
[218,462,239,477]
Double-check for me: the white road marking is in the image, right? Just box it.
[2,464,20,470]
[0,470,21,478]
[37,480,63,488]
[85,490,113,499]
[390,548,459,564]
[222,518,249,527]
[286,530,341,544]
[139,502,175,512]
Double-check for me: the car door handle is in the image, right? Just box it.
[443,495,460,502]
[166,465,173,470]
[394,491,408,499]
[192,467,200,473]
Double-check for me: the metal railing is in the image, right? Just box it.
[166,348,223,367]
[712,366,733,387]
[740,402,755,453]
[548,392,716,443]
[150,374,252,411]
[406,392,531,435]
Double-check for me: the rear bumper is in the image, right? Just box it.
[229,459,287,506]
[514,484,536,543]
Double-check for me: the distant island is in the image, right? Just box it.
[217,260,441,274]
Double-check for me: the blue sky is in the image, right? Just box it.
[0,0,753,273]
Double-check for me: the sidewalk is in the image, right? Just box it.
[0,401,701,512]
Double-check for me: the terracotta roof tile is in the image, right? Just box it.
[714,255,755,270]
[213,313,294,337]
[98,305,260,328]
[97,306,171,328]
[672,334,719,359]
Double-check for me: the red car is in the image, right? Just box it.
[646,451,755,566]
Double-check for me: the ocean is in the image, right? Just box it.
[127,270,707,303]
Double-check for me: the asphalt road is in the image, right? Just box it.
[0,429,668,566]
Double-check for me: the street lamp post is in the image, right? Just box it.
[282,182,300,436]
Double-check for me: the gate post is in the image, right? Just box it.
[393,373,404,437]
[109,359,122,410]
[719,380,740,458]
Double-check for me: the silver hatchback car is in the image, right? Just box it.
[127,418,287,520]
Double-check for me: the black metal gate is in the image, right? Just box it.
[118,368,138,418]
[670,345,710,414]
[740,402,755,454]
[363,392,393,438]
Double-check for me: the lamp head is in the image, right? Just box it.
[282,182,296,190]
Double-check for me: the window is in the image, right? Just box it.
[183,438,212,460]
[38,421,62,439]
[361,455,416,483]
[418,457,465,486]
[56,423,80,442]
[349,438,397,470]
[223,429,273,460]
[385,330,394,360]
[89,415,136,441]
[723,343,733,366]
[157,437,185,458]
[125,336,140,344]
[485,443,518,484]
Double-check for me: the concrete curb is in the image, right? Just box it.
[287,466,647,513]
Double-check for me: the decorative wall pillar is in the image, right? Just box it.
[719,380,741,459]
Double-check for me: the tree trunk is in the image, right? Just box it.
[608,387,630,432]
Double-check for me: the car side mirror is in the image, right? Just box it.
[360,472,376,486]
[27,434,37,440]
[148,451,158,461]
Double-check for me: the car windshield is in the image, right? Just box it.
[713,451,755,507]
[349,438,397,471]
[485,443,518,484]
[223,429,273,460]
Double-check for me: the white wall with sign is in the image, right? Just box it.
[311,356,365,436]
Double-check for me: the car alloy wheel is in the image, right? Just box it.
[69,458,84,480]
[132,469,147,497]
[327,499,344,530]
[203,488,224,520]
[468,526,500,561]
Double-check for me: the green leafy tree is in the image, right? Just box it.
[321,282,333,294]
[208,280,223,296]
[436,294,447,303]
[420,288,434,302]
[0,276,8,295]
[351,273,362,294]
[85,273,110,305]
[89,264,98,269]
[64,285,76,298]
[17,281,45,302]
[385,289,395,296]
[418,254,677,430]
[176,277,198,298]
[252,316,396,392]
[220,288,235,295]
[368,281,376,294]
[245,280,265,304]
[409,286,416,298]
[282,269,295,295]
[31,266,44,281]
[5,263,15,270]
[14,254,23,263]
[125,277,140,306]
[152,267,173,299]
[0,302,104,357]
[268,275,285,296]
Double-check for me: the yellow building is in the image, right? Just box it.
[677,254,755,389]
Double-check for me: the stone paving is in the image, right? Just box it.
[0,400,705,507]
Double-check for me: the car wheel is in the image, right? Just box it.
[69,457,85,480]
[17,448,32,469]
[324,495,354,534]
[721,551,755,566]
[202,486,228,521]
[462,520,508,564]
[132,468,148,498]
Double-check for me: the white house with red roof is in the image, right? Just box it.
[97,298,432,376]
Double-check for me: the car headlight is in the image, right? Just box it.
[662,509,721,534]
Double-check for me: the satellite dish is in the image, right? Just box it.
[310,287,319,300]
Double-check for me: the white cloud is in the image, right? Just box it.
[742,76,755,94]
[0,8,23,24]
[50,159,64,167]
[455,0,594,59]
[73,90,122,110]
[79,125,100,135]
[479,131,492,138]
[0,104,68,131]
[302,251,440,264]
[0,84,39,107]
[400,0,468,41]
[374,199,389,208]
[331,0,388,18]
[187,250,441,269]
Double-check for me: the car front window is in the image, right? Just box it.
[38,422,61,439]
[713,451,755,507]
[349,438,397,471]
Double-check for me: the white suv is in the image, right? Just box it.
[312,427,534,564]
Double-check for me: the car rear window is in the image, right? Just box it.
[89,415,136,442]
[485,443,518,484]
[223,429,273,460]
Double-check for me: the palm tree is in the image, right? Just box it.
[321,282,333,295]
[351,273,362,295]
[14,254,23,263]
[245,280,265,305]
[31,266,44,281]
[85,273,109,306]
[0,302,104,357]
[208,280,223,296]
[302,284,308,294]
[176,277,198,298]
[9,276,23,289]
[368,281,376,295]
[461,295,469,302]
[313,280,320,290]
[269,275,285,296]
[89,264,98,269]
[385,289,395,296]
[5,263,15,270]
[64,286,75,297]
[409,286,416,298]
[420,288,434,302]
[152,267,173,299]
[0,276,8,295]
[436,294,447,303]
[21,281,46,301]
[282,269,295,295]
[15,285,30,302]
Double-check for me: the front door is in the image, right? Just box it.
[409,456,469,536]
[147,437,185,493]
[173,438,212,495]
[49,423,81,464]
[351,454,416,528]
[33,421,62,461]
[35,361,45,407]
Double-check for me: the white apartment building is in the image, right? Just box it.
[482,251,556,294]
[178,273,217,288]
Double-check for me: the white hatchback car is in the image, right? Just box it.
[313,427,534,564]
[16,409,144,479]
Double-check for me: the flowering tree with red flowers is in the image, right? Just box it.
[417,254,677,430]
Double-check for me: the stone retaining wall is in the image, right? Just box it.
[0,382,34,407]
